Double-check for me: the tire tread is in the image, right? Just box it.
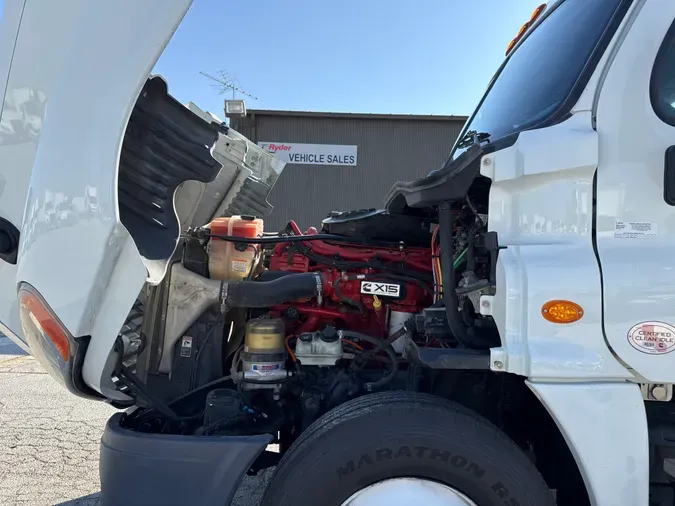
[263,391,554,506]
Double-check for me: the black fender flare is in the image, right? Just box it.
[99,413,271,506]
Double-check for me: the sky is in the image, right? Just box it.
[154,0,546,118]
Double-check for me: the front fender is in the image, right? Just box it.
[528,381,648,506]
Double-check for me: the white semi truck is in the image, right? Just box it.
[0,0,672,504]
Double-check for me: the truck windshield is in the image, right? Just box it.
[450,0,627,159]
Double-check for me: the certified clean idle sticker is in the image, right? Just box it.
[627,321,675,355]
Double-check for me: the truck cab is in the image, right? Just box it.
[1,0,675,505]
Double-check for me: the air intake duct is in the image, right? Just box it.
[220,272,322,311]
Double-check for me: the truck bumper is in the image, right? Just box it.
[99,413,272,506]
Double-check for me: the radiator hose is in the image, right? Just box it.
[439,203,492,350]
[220,272,322,309]
[341,330,397,392]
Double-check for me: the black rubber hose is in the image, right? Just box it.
[195,412,250,436]
[116,365,183,421]
[341,331,397,391]
[257,270,294,282]
[351,324,408,369]
[224,272,321,308]
[438,203,473,348]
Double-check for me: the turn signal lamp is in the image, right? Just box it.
[506,3,547,56]
[18,283,72,384]
[541,300,584,324]
[18,283,99,399]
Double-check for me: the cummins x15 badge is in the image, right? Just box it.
[627,321,675,355]
[360,281,401,298]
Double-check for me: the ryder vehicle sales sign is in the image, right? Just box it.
[259,142,358,166]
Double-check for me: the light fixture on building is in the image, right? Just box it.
[224,99,247,117]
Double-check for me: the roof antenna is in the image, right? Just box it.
[199,70,258,100]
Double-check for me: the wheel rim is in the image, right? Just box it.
[341,478,478,506]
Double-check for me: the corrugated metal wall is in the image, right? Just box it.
[232,113,465,231]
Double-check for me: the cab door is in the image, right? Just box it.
[595,0,675,382]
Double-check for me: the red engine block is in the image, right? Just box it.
[269,222,433,337]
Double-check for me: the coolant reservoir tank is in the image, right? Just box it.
[208,215,263,280]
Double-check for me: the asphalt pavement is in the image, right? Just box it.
[0,335,270,506]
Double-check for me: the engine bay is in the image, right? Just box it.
[108,108,502,452]
[115,155,502,440]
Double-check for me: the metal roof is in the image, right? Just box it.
[245,109,468,122]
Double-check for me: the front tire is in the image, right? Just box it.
[261,391,554,506]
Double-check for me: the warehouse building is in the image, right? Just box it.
[230,110,467,232]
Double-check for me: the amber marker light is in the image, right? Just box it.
[506,3,547,56]
[542,300,584,324]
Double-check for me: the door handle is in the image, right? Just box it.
[665,146,675,205]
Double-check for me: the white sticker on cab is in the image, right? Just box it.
[627,321,675,355]
[614,221,657,239]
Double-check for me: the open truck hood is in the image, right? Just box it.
[122,79,286,285]
[0,0,284,398]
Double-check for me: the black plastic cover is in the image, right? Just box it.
[416,306,451,338]
[204,389,241,425]
[384,144,484,212]
[406,340,490,370]
[181,237,209,277]
[321,209,433,246]
[100,413,272,506]
[119,77,222,262]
